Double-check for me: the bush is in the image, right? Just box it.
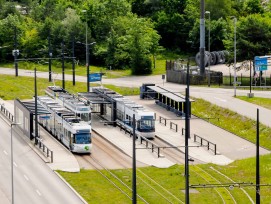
[131,56,152,75]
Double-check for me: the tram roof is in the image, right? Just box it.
[78,92,111,104]
[146,86,194,102]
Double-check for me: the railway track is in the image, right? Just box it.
[76,132,187,203]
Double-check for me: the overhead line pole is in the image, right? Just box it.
[14,27,18,77]
[34,68,39,145]
[48,35,52,82]
[61,41,65,89]
[185,58,191,204]
[72,34,75,86]
[132,114,137,204]
[199,0,205,75]
[256,108,260,203]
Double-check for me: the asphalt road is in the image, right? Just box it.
[0,116,84,204]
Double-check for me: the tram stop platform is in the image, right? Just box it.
[0,99,80,172]
[92,114,175,168]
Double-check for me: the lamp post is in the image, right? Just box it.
[233,17,237,97]
[11,122,21,204]
[205,11,211,87]
[82,10,91,92]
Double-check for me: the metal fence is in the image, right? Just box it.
[194,134,217,155]
[0,103,54,162]
[0,104,14,122]
[36,138,54,163]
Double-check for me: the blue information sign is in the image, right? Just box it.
[254,56,268,71]
[89,73,102,82]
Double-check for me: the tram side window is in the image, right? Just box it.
[125,114,129,125]
[128,116,131,126]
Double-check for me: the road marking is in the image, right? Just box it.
[36,190,42,196]
[13,162,17,167]
[24,175,29,181]
[214,97,227,102]
[3,150,8,155]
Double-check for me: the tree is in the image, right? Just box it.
[243,0,264,15]
[0,14,22,61]
[106,14,161,74]
[205,0,232,20]
[223,14,271,62]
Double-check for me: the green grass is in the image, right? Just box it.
[237,96,271,110]
[0,75,140,100]
[59,154,271,203]
[192,98,271,150]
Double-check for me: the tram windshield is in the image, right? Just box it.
[80,113,91,123]
[75,133,91,144]
[138,116,155,132]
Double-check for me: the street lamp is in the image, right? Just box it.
[13,27,19,77]
[233,16,237,97]
[205,11,211,87]
[11,122,21,204]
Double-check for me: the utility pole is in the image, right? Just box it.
[14,27,18,77]
[185,59,191,204]
[34,68,38,145]
[72,34,75,86]
[233,17,237,97]
[132,114,137,204]
[48,35,52,82]
[256,108,260,203]
[61,41,65,89]
[205,11,211,87]
[199,0,205,75]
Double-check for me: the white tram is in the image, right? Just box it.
[45,86,91,124]
[93,87,155,139]
[37,96,92,153]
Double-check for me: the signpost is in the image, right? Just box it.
[89,73,102,82]
[254,56,270,87]
[254,56,268,71]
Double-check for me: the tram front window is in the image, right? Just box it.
[75,133,91,144]
[139,119,154,132]
[81,113,90,122]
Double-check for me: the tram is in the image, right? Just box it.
[37,96,92,153]
[45,86,91,124]
[93,87,155,139]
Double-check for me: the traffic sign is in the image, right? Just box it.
[89,73,102,82]
[254,56,268,71]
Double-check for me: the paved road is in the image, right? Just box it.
[1,67,271,128]
[0,116,84,204]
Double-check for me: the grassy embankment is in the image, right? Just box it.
[237,96,271,110]
[1,72,271,203]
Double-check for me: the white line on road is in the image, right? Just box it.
[24,175,29,181]
[36,189,42,196]
[3,150,8,155]
[214,97,227,102]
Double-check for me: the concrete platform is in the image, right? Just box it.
[92,114,175,168]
